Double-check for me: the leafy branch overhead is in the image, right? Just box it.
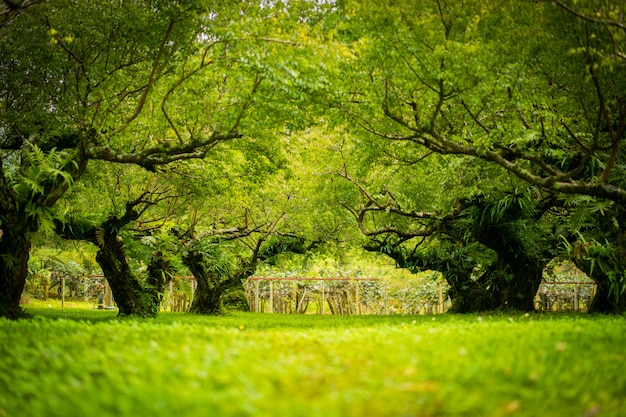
[335,0,626,203]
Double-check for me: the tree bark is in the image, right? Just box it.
[190,274,225,315]
[473,220,549,312]
[183,249,233,315]
[146,251,172,315]
[571,209,626,314]
[504,259,544,312]
[96,234,172,317]
[0,216,31,319]
[589,279,626,313]
[95,232,147,316]
[446,266,501,313]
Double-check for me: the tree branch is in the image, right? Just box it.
[110,18,177,137]
[553,0,626,31]
[85,130,243,168]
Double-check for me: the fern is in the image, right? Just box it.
[14,143,77,200]
[95,228,106,247]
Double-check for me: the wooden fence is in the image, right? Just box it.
[48,275,597,314]
[244,277,450,315]
[535,281,596,312]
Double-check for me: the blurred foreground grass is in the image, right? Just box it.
[1,309,625,416]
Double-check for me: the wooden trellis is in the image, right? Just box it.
[245,277,384,315]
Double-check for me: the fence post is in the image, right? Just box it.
[321,280,325,315]
[269,280,274,313]
[61,276,66,308]
[169,280,174,312]
[383,280,388,315]
[190,277,196,307]
[255,280,260,313]
[437,283,442,314]
[104,279,113,308]
[574,283,579,311]
[83,276,89,303]
[355,279,361,315]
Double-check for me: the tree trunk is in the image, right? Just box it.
[573,255,626,314]
[145,251,172,316]
[474,222,548,312]
[95,233,170,317]
[183,250,227,315]
[190,273,224,314]
[589,278,626,313]
[571,207,626,314]
[504,262,544,312]
[447,275,499,313]
[0,218,31,319]
[56,206,171,317]
[0,147,86,319]
[444,266,490,313]
[96,236,147,316]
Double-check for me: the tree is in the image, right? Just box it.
[339,156,565,312]
[56,186,176,316]
[179,222,316,315]
[0,0,330,318]
[326,0,626,312]
[170,131,342,315]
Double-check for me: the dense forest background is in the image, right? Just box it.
[1,0,625,318]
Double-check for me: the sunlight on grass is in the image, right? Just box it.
[1,311,625,417]
[23,298,98,310]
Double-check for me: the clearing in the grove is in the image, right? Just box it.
[1,309,624,417]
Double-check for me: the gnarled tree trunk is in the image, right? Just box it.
[146,251,173,315]
[183,249,238,315]
[96,238,173,317]
[446,264,504,313]
[0,146,86,319]
[96,231,148,316]
[0,215,32,319]
[182,234,310,315]
[56,197,172,317]
[96,236,172,317]
[473,220,549,312]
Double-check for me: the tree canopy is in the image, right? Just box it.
[2,0,625,317]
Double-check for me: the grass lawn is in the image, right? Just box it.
[1,309,625,416]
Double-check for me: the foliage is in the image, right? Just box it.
[317,0,626,312]
[0,0,339,318]
[4,0,626,317]
[1,311,625,417]
[26,248,98,300]
[252,246,447,313]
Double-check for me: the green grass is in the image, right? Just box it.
[1,310,625,417]
[21,297,99,310]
